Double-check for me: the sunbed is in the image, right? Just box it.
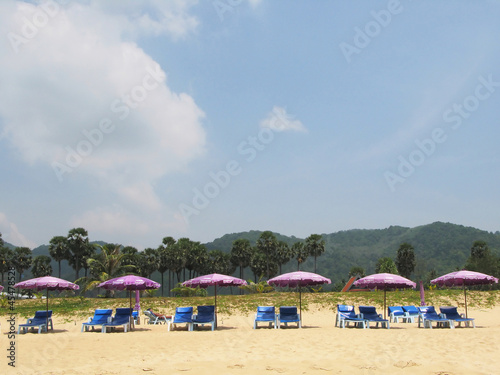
[81,309,112,332]
[439,306,475,328]
[144,309,171,325]
[18,310,53,334]
[192,305,216,331]
[276,306,301,329]
[402,305,419,323]
[335,304,367,328]
[102,308,132,333]
[168,307,194,331]
[253,306,276,329]
[417,306,454,329]
[358,306,390,329]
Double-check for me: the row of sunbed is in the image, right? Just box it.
[337,304,475,329]
[15,304,475,334]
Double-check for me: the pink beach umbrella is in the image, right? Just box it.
[14,276,79,330]
[98,275,160,328]
[183,273,247,327]
[354,273,416,319]
[431,270,499,318]
[267,271,332,324]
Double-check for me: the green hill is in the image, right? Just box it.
[4,222,500,286]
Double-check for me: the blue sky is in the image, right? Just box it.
[1,0,500,249]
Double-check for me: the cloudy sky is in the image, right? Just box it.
[1,0,500,249]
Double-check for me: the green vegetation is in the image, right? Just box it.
[3,290,499,320]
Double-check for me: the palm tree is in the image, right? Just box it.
[305,234,325,273]
[31,255,53,277]
[0,242,13,285]
[77,244,135,297]
[256,231,278,279]
[274,241,293,274]
[66,227,90,280]
[48,236,69,278]
[230,239,252,281]
[12,247,32,282]
[292,242,307,271]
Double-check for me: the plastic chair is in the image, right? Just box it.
[192,305,216,331]
[336,305,367,328]
[81,309,113,332]
[358,306,390,329]
[253,306,276,329]
[277,306,301,329]
[439,307,475,328]
[18,310,53,334]
[417,306,454,329]
[168,307,194,331]
[102,308,132,333]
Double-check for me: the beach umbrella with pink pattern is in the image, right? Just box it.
[431,270,498,317]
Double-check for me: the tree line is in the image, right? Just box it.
[0,229,326,296]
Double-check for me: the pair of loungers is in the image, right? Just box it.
[168,305,216,331]
[417,306,475,329]
[388,305,420,323]
[253,306,301,329]
[81,308,133,333]
[336,305,390,329]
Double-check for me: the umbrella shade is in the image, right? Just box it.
[14,276,79,331]
[267,271,331,324]
[431,270,499,317]
[98,275,161,329]
[353,273,416,319]
[182,273,247,328]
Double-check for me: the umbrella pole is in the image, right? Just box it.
[384,289,386,320]
[299,286,302,325]
[464,284,468,318]
[46,289,49,333]
[129,291,134,331]
[214,285,218,329]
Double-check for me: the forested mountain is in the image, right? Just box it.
[4,222,500,286]
[203,222,500,285]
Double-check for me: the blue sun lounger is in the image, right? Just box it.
[336,305,367,328]
[418,306,454,329]
[358,306,390,329]
[253,306,276,329]
[192,305,216,331]
[102,308,132,333]
[81,309,113,332]
[18,310,53,334]
[277,306,301,329]
[168,307,194,331]
[439,307,475,328]
[402,305,419,323]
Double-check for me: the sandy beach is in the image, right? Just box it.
[1,303,499,375]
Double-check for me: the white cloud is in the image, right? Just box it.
[259,106,307,133]
[248,0,263,8]
[0,212,37,248]
[0,1,206,211]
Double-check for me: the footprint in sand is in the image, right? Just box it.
[266,366,286,373]
[393,360,420,369]
[228,364,245,369]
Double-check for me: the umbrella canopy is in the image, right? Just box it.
[431,270,499,317]
[98,275,160,329]
[354,273,416,319]
[182,273,247,328]
[267,271,331,324]
[14,276,79,331]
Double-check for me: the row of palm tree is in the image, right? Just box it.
[0,229,326,296]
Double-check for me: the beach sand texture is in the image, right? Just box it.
[1,304,499,375]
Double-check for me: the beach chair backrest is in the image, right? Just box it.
[359,306,377,317]
[174,307,193,323]
[115,308,132,317]
[256,306,275,320]
[337,304,356,318]
[388,306,404,316]
[403,306,419,315]
[439,307,458,317]
[280,306,298,316]
[197,305,215,316]
[34,310,52,319]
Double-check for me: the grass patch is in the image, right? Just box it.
[2,289,498,318]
